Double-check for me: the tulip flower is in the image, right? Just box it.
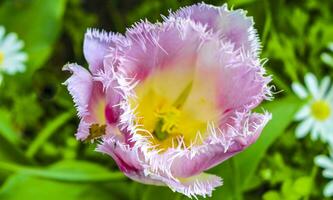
[64,3,272,198]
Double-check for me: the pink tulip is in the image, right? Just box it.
[64,3,272,198]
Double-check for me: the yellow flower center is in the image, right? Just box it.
[0,51,4,65]
[311,100,331,121]
[130,65,220,151]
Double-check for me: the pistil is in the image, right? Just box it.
[152,82,193,141]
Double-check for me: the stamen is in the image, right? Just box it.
[152,82,193,141]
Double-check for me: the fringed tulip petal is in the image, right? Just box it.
[157,173,222,198]
[63,64,93,118]
[170,3,260,55]
[84,29,125,74]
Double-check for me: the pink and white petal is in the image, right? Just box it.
[294,105,311,121]
[84,29,124,74]
[85,80,107,123]
[118,18,269,116]
[121,18,210,81]
[169,112,271,178]
[295,117,314,138]
[63,64,122,140]
[97,135,166,186]
[97,136,143,174]
[63,63,93,117]
[163,173,222,198]
[292,82,308,99]
[170,3,260,55]
[217,58,270,111]
[305,73,319,99]
[189,39,270,112]
[94,71,123,125]
[75,120,91,141]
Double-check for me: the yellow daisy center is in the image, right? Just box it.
[0,51,4,65]
[311,100,331,121]
[130,66,220,151]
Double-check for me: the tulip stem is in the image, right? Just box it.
[230,158,244,200]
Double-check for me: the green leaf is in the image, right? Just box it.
[0,160,128,200]
[263,191,281,200]
[227,0,258,6]
[293,176,312,196]
[0,160,125,182]
[0,134,31,165]
[0,0,67,72]
[26,111,74,158]
[0,134,32,179]
[0,109,20,145]
[238,96,300,190]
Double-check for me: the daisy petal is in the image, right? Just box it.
[1,33,18,50]
[323,169,333,179]
[315,155,333,170]
[324,181,333,197]
[319,76,331,99]
[311,124,321,141]
[294,105,310,121]
[292,82,308,99]
[305,73,319,99]
[295,117,313,138]
[326,84,333,101]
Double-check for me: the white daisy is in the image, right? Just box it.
[292,73,333,144]
[0,26,28,75]
[315,149,333,197]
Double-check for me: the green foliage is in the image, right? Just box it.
[0,161,127,200]
[0,0,332,199]
[206,97,300,200]
[0,0,67,73]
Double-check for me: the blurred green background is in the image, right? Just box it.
[0,0,333,199]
